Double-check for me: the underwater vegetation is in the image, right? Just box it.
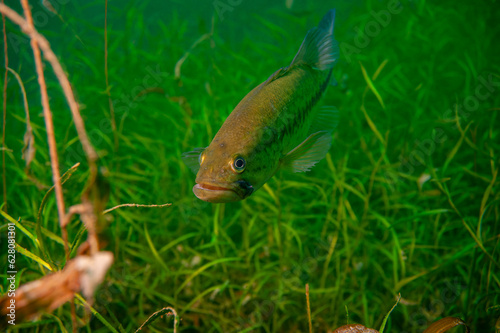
[0,0,499,332]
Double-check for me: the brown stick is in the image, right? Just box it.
[19,0,69,252]
[135,307,178,333]
[18,1,74,329]
[1,0,7,212]
[306,284,313,333]
[0,3,98,166]
[103,203,172,215]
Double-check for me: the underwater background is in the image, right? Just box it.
[1,0,499,331]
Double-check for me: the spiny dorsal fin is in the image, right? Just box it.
[263,67,287,86]
[290,9,339,71]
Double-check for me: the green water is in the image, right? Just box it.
[1,0,499,332]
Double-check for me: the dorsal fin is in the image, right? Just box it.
[290,9,339,71]
[262,67,287,86]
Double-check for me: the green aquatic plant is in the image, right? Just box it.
[0,0,499,332]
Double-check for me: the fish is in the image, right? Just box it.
[183,9,340,203]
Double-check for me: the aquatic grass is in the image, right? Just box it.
[1,0,499,331]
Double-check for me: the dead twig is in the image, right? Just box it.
[19,0,76,328]
[19,0,69,259]
[135,307,178,333]
[0,3,98,166]
[0,0,109,262]
[0,252,114,330]
[331,324,379,333]
[306,284,312,333]
[103,203,172,215]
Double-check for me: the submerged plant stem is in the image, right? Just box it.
[7,68,34,170]
[18,0,74,330]
[19,0,68,254]
[135,307,178,333]
[0,3,98,166]
[102,202,172,214]
[306,284,313,333]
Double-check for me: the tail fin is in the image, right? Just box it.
[290,9,339,71]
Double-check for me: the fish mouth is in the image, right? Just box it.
[196,184,232,191]
[193,180,254,203]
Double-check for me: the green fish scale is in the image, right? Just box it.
[273,66,332,156]
[243,65,331,185]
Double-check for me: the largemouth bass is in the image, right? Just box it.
[183,9,340,203]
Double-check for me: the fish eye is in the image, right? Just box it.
[232,157,246,173]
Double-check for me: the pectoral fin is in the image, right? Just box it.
[181,147,205,174]
[308,105,339,135]
[280,131,332,173]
